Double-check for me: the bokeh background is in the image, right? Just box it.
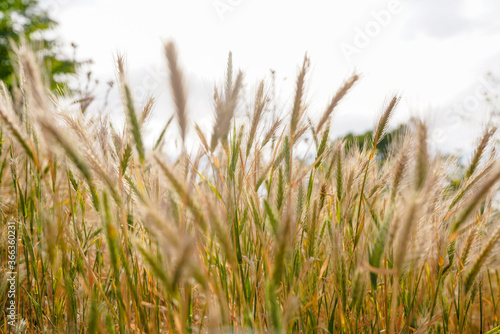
[3,0,500,155]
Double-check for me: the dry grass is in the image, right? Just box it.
[1,43,500,334]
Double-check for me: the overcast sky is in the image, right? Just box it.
[42,0,500,154]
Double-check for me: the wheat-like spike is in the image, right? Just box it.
[140,96,156,128]
[393,197,418,272]
[165,41,188,143]
[293,124,309,145]
[290,54,310,141]
[371,95,400,159]
[464,126,496,181]
[225,51,233,101]
[246,81,267,156]
[369,205,394,290]
[39,118,92,183]
[450,166,500,234]
[464,226,500,293]
[449,160,494,210]
[415,121,429,191]
[356,96,400,225]
[460,227,477,270]
[390,148,409,203]
[8,40,500,333]
[315,121,330,169]
[336,144,344,203]
[276,167,285,211]
[116,55,145,165]
[316,73,359,133]
[17,44,48,112]
[210,70,244,151]
[85,150,122,205]
[0,90,38,167]
[350,268,365,313]
[154,154,207,230]
[337,253,348,311]
[261,116,284,149]
[39,118,100,211]
[194,123,210,153]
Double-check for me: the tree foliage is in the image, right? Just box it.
[0,0,83,92]
[343,123,408,160]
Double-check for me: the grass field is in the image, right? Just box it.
[1,42,500,333]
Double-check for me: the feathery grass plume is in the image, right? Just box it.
[154,154,207,231]
[316,73,359,133]
[39,117,92,183]
[368,205,394,290]
[264,199,279,237]
[39,116,101,210]
[246,80,267,156]
[100,191,127,332]
[464,226,500,293]
[460,227,477,270]
[289,54,310,141]
[390,196,418,333]
[272,213,291,286]
[335,144,344,203]
[464,126,496,181]
[332,234,348,312]
[315,120,330,169]
[276,166,285,211]
[6,42,500,333]
[194,122,210,154]
[371,95,400,159]
[117,55,145,164]
[282,136,291,182]
[390,147,409,203]
[261,116,283,148]
[0,84,38,167]
[292,123,309,145]
[225,51,233,99]
[356,95,400,226]
[449,159,495,210]
[165,41,188,144]
[140,96,156,128]
[265,281,283,331]
[139,204,181,248]
[324,143,337,180]
[210,68,244,151]
[309,117,318,144]
[415,121,429,191]
[350,268,366,313]
[450,166,500,234]
[393,196,418,272]
[85,151,122,205]
[16,43,49,112]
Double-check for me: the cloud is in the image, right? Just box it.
[402,0,500,38]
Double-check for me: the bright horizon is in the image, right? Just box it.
[44,0,500,155]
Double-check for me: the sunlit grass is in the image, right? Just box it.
[1,43,500,333]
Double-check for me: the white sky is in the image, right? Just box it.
[42,0,500,154]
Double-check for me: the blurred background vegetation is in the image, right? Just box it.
[0,0,85,92]
[2,0,432,158]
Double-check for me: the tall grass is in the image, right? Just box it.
[1,42,500,334]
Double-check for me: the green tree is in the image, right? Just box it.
[0,0,82,92]
[343,123,408,160]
